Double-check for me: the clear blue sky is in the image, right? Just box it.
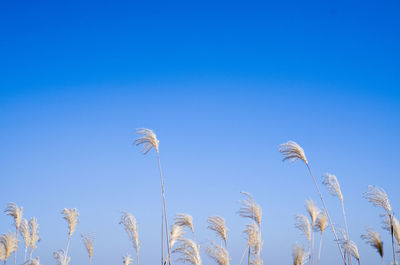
[1,1,399,264]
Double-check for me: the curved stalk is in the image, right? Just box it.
[306,164,346,264]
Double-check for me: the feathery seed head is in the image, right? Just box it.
[238,192,262,227]
[250,258,263,265]
[207,216,228,246]
[123,255,133,265]
[120,212,139,251]
[322,174,343,203]
[62,208,79,237]
[361,227,383,258]
[295,215,311,242]
[384,216,400,246]
[292,244,308,265]
[315,212,328,234]
[305,199,320,227]
[341,240,360,262]
[170,224,185,249]
[20,218,31,247]
[173,238,202,265]
[54,250,70,265]
[244,223,262,255]
[134,128,159,154]
[364,186,392,215]
[0,232,19,261]
[206,242,230,265]
[25,257,41,265]
[279,141,308,164]
[29,217,40,251]
[175,214,194,233]
[81,233,94,261]
[5,203,23,230]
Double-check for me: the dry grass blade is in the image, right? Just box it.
[170,224,185,249]
[238,192,262,227]
[173,238,201,265]
[206,242,230,265]
[20,219,31,249]
[123,255,133,265]
[305,199,319,227]
[134,128,159,154]
[244,223,262,255]
[5,203,23,230]
[53,250,70,265]
[279,141,308,164]
[295,215,311,242]
[81,233,94,263]
[120,212,140,252]
[207,216,228,246]
[0,232,19,262]
[292,244,308,265]
[315,212,328,234]
[29,217,40,253]
[62,209,79,237]
[361,227,383,258]
[364,186,392,215]
[175,214,194,233]
[322,174,343,203]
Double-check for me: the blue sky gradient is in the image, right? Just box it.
[1,1,400,264]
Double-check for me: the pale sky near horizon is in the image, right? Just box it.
[1,1,400,265]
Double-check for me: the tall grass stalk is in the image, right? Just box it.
[81,234,94,265]
[135,128,171,265]
[315,212,328,265]
[61,208,79,265]
[279,141,346,264]
[0,232,18,265]
[120,212,139,265]
[4,203,23,265]
[28,218,39,261]
[19,219,30,263]
[364,186,395,264]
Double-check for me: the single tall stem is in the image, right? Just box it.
[311,230,314,265]
[247,247,250,265]
[390,217,396,265]
[14,227,18,265]
[137,248,140,265]
[306,164,346,264]
[161,203,164,265]
[64,235,71,265]
[157,152,171,265]
[238,246,248,265]
[24,246,27,263]
[317,232,324,265]
[381,256,385,265]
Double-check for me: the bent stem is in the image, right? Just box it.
[238,246,248,265]
[306,164,346,264]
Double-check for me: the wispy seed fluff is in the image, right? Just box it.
[238,192,262,227]
[134,128,159,154]
[174,214,194,233]
[341,240,360,264]
[170,224,185,249]
[0,232,19,262]
[120,212,139,252]
[361,227,383,258]
[322,173,343,203]
[292,244,308,265]
[173,238,201,265]
[315,212,328,234]
[206,242,230,265]
[279,141,308,164]
[53,249,70,265]
[305,199,320,227]
[244,223,262,255]
[5,203,23,230]
[123,255,133,265]
[295,215,311,242]
[62,208,79,238]
[364,186,392,215]
[207,216,228,246]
